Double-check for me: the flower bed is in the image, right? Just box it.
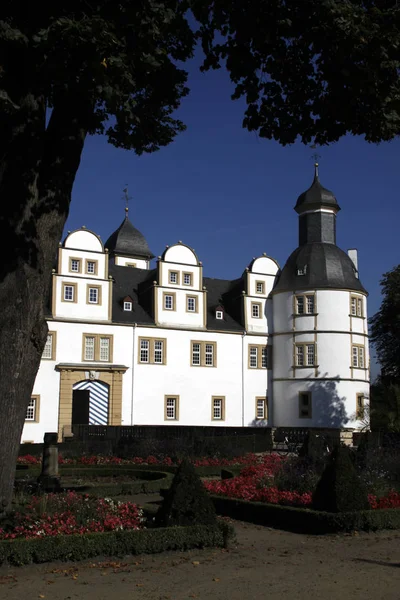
[0,492,144,540]
[204,461,400,510]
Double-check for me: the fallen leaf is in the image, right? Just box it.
[213,578,220,582]
[192,561,200,566]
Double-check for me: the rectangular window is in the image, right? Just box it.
[123,301,132,311]
[87,286,101,304]
[256,397,268,420]
[295,343,316,367]
[299,392,312,418]
[212,397,225,421]
[183,273,192,286]
[99,337,110,361]
[86,260,97,275]
[249,345,269,369]
[62,282,77,302]
[169,271,179,284]
[351,296,363,317]
[251,302,262,318]
[356,394,365,419]
[352,345,365,368]
[42,332,56,360]
[138,338,166,365]
[191,341,217,367]
[216,310,224,320]
[25,396,40,422]
[295,294,315,315]
[163,293,175,311]
[69,258,81,273]
[186,296,197,312]
[83,334,113,362]
[256,281,265,294]
[165,396,179,420]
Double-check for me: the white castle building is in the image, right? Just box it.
[22,166,370,443]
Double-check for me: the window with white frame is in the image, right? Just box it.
[351,296,363,317]
[138,338,166,365]
[297,265,307,276]
[187,296,196,312]
[42,332,56,360]
[249,345,268,369]
[164,293,174,310]
[63,284,76,302]
[295,294,315,315]
[295,343,316,367]
[256,397,268,420]
[183,273,192,286]
[212,397,225,420]
[256,281,265,294]
[191,341,216,367]
[88,287,99,304]
[169,271,178,284]
[123,301,132,311]
[86,260,96,274]
[83,334,112,362]
[216,310,224,320]
[352,345,365,368]
[165,396,178,420]
[70,259,80,273]
[251,302,261,318]
[26,396,39,422]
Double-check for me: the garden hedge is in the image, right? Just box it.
[0,521,235,566]
[211,496,400,534]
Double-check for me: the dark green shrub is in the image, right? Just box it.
[312,445,369,513]
[274,457,320,494]
[155,459,216,527]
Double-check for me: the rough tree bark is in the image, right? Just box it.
[0,89,91,513]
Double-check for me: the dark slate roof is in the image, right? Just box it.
[110,264,245,330]
[105,215,155,259]
[203,277,245,332]
[272,243,367,294]
[110,264,156,325]
[295,167,340,214]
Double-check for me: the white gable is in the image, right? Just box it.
[64,229,103,252]
[250,256,279,275]
[164,244,198,265]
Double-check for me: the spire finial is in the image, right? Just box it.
[122,185,131,218]
[310,145,321,180]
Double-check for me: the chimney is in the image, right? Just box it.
[348,249,358,278]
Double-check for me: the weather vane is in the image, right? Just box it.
[122,185,132,217]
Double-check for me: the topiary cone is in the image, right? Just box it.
[155,459,217,527]
[312,445,369,513]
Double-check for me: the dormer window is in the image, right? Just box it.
[216,310,224,320]
[297,265,307,276]
[122,296,134,311]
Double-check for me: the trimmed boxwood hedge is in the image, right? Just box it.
[211,495,400,534]
[0,521,235,566]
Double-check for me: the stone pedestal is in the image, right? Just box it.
[37,432,61,491]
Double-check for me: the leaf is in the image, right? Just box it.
[192,561,200,566]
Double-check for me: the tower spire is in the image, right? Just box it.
[122,185,131,219]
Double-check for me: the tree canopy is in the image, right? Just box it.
[370,265,400,381]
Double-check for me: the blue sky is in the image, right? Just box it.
[66,50,399,378]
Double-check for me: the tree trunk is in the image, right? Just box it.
[0,91,90,513]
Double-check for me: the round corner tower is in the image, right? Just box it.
[271,165,369,430]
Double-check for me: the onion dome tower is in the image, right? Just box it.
[271,164,369,431]
[105,207,154,270]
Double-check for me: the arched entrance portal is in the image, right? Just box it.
[72,380,109,425]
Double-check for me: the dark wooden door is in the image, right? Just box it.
[72,389,90,425]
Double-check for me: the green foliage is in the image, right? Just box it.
[211,495,400,534]
[193,0,400,145]
[370,379,400,432]
[370,266,400,382]
[155,459,217,527]
[274,457,320,495]
[0,522,234,566]
[312,446,369,513]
